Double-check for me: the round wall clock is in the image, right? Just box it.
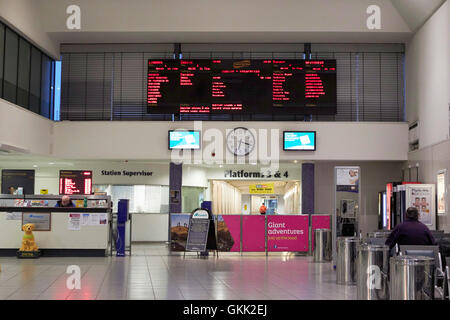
[226,127,256,156]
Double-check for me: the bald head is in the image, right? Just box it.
[61,195,71,206]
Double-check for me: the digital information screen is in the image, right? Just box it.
[147,59,336,115]
[59,170,93,195]
[169,131,201,150]
[283,131,316,151]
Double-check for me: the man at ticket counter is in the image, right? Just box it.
[55,195,75,208]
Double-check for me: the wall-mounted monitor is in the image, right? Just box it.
[169,130,201,150]
[283,131,316,151]
[59,170,93,195]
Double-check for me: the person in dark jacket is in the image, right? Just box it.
[55,195,75,207]
[385,207,436,250]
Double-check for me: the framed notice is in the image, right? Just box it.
[437,169,447,216]
[22,213,51,231]
[336,167,359,192]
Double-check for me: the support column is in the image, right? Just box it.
[302,163,315,215]
[169,162,182,213]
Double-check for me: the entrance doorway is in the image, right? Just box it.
[210,180,301,215]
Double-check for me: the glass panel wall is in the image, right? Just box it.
[29,46,42,114]
[3,28,18,103]
[0,21,55,120]
[17,38,31,108]
[0,24,4,98]
[182,186,205,213]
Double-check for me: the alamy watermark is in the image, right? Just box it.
[170,122,280,172]
[66,265,81,290]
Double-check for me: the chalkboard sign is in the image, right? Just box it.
[1,170,35,194]
[185,218,210,252]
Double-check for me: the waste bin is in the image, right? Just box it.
[313,229,332,262]
[390,256,435,300]
[357,243,389,300]
[336,237,360,285]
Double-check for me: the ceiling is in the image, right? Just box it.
[390,0,447,32]
[35,0,447,45]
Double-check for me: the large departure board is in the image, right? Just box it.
[59,170,92,195]
[147,59,336,115]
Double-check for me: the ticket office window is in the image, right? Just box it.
[93,184,169,213]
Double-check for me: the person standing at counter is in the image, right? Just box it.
[385,207,436,249]
[259,202,267,215]
[55,195,75,207]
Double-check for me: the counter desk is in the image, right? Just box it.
[0,195,112,257]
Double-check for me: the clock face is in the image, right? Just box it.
[226,127,256,156]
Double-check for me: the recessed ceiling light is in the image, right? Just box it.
[293,160,298,163]
[33,165,38,168]
[49,162,55,165]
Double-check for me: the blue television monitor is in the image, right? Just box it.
[283,131,316,151]
[169,130,201,150]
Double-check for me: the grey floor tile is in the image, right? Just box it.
[0,243,361,300]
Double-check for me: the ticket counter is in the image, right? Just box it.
[0,195,112,256]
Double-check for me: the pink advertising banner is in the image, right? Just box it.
[217,215,241,252]
[267,215,309,252]
[311,215,331,252]
[242,215,266,252]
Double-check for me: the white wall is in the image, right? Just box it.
[406,1,450,148]
[407,139,450,232]
[0,99,53,156]
[52,121,409,161]
[0,0,60,59]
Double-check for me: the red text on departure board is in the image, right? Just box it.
[59,171,92,195]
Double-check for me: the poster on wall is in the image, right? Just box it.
[267,215,309,252]
[242,215,265,252]
[216,215,240,252]
[407,186,433,225]
[336,167,359,193]
[170,214,190,251]
[437,170,447,215]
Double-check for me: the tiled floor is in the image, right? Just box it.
[0,243,356,300]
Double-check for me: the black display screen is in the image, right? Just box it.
[59,170,92,195]
[1,170,35,195]
[147,59,336,115]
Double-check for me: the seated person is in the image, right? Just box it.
[55,195,75,207]
[385,207,436,250]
